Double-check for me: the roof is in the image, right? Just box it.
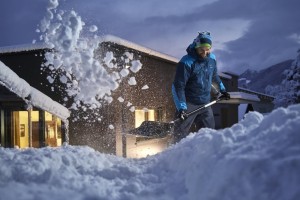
[101,35,179,63]
[0,35,179,63]
[223,71,240,77]
[0,34,229,78]
[218,72,232,79]
[229,91,260,101]
[238,87,275,99]
[0,61,70,121]
[218,91,260,104]
[0,43,50,54]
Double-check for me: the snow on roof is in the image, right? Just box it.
[229,91,260,102]
[0,34,229,78]
[100,35,179,63]
[0,43,50,54]
[0,35,179,63]
[0,61,70,121]
[219,72,232,79]
[238,87,275,98]
[223,71,240,77]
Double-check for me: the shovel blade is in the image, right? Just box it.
[128,121,174,138]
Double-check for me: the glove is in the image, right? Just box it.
[178,110,188,120]
[220,91,230,100]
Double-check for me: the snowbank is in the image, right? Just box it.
[0,104,299,200]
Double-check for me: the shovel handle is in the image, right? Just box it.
[186,98,222,117]
[172,97,224,123]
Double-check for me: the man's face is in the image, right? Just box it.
[195,46,211,58]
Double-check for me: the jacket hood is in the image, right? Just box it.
[186,42,198,59]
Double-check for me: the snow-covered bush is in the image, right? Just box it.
[266,49,300,107]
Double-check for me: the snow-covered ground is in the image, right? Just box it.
[1,104,299,200]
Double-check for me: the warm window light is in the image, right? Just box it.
[31,111,39,122]
[126,136,170,158]
[134,109,155,128]
[137,143,164,158]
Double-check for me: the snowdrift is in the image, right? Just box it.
[0,104,300,200]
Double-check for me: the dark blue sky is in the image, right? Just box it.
[0,0,299,74]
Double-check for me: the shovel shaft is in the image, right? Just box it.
[172,98,222,123]
[187,99,219,117]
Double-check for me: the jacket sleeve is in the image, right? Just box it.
[211,56,226,92]
[172,61,191,111]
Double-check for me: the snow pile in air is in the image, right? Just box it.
[37,0,143,111]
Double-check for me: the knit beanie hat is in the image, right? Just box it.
[194,31,212,48]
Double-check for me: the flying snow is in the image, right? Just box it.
[142,85,149,90]
[37,0,143,111]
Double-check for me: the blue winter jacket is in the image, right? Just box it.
[172,43,226,111]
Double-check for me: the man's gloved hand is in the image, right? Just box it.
[220,91,230,100]
[178,110,188,120]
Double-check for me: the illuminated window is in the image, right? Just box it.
[31,111,40,148]
[45,111,62,147]
[12,111,29,148]
[134,109,155,128]
[11,110,63,148]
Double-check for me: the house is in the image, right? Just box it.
[0,61,70,148]
[238,87,275,119]
[0,35,274,157]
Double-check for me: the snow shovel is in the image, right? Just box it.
[171,97,223,124]
[170,84,227,123]
[128,95,226,138]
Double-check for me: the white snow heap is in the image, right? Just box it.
[124,51,134,61]
[103,51,116,68]
[0,61,70,121]
[128,77,137,85]
[101,34,179,63]
[141,85,149,90]
[119,68,130,77]
[130,60,143,73]
[89,25,98,32]
[265,50,300,107]
[108,124,114,129]
[0,104,299,199]
[230,91,260,101]
[129,106,135,112]
[44,10,83,52]
[117,97,124,102]
[36,0,145,112]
